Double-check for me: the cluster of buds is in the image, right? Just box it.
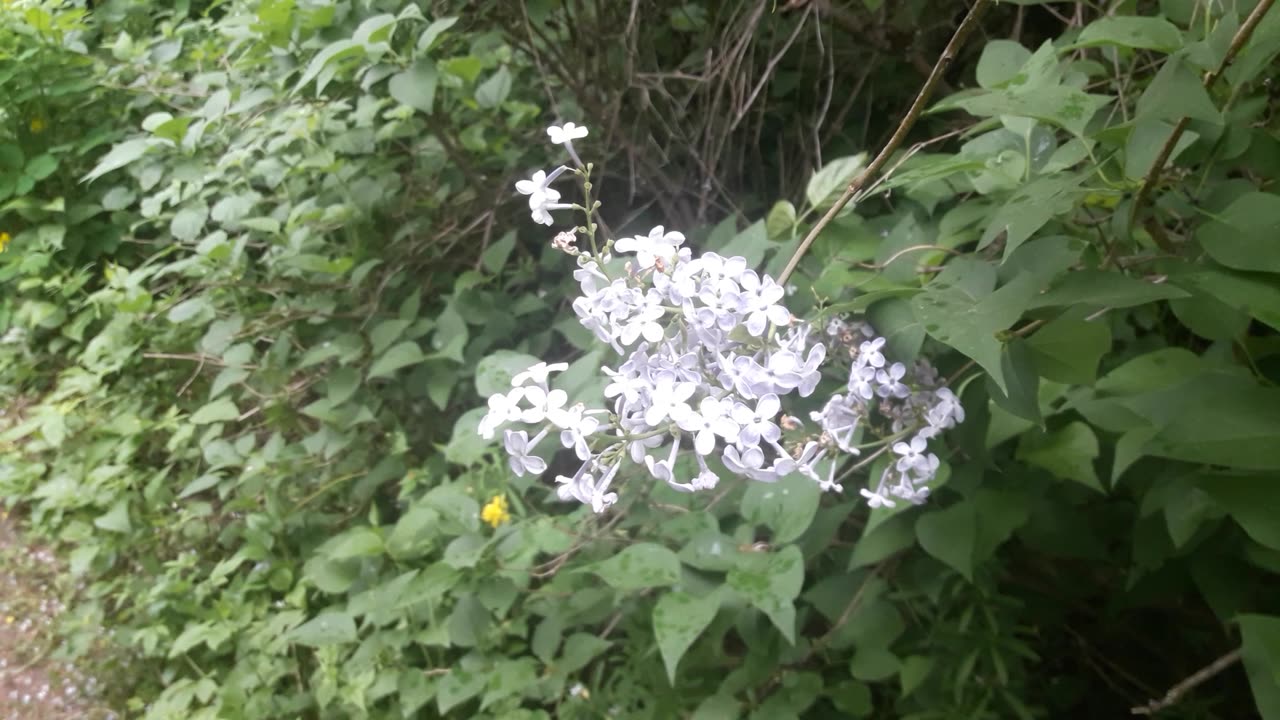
[477,123,965,512]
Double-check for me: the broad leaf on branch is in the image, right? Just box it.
[653,590,721,684]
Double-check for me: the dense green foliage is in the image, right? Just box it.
[1,0,1279,718]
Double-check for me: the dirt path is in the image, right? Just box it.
[0,509,104,719]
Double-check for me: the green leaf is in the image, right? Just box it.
[171,202,209,241]
[868,297,924,362]
[481,231,516,273]
[1076,16,1182,52]
[941,84,1110,139]
[295,39,363,94]
[167,297,213,324]
[692,694,742,720]
[325,526,385,559]
[475,351,542,397]
[653,590,721,683]
[1239,614,1280,720]
[900,656,935,697]
[912,268,1041,393]
[191,398,239,425]
[389,60,439,114]
[727,546,804,643]
[417,16,458,53]
[368,341,426,378]
[1131,373,1280,469]
[915,502,977,580]
[25,154,57,181]
[986,339,1041,424]
[353,13,396,48]
[1137,59,1220,125]
[806,154,867,209]
[437,662,486,714]
[765,200,797,239]
[475,66,511,108]
[1173,266,1280,332]
[680,531,741,572]
[1028,269,1189,309]
[1094,347,1204,396]
[850,647,900,681]
[303,556,360,594]
[591,543,681,592]
[976,40,1032,89]
[83,138,150,182]
[1025,317,1111,385]
[849,514,915,569]
[445,407,489,466]
[1016,422,1103,492]
[972,488,1031,562]
[326,367,360,405]
[740,472,821,544]
[557,633,611,675]
[289,612,356,647]
[1199,476,1280,552]
[1196,193,1280,274]
[935,43,1111,137]
[93,500,132,534]
[1124,118,1199,181]
[980,175,1081,258]
[718,220,769,269]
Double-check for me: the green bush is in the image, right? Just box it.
[1,1,1278,719]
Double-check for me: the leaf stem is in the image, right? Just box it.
[776,0,993,285]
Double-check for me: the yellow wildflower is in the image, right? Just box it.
[29,117,45,133]
[4,616,13,625]
[0,231,10,253]
[480,495,511,528]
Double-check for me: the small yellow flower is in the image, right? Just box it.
[0,231,10,253]
[29,117,46,134]
[480,495,511,528]
[4,616,13,625]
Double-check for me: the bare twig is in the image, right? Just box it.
[1130,648,1242,715]
[1130,0,1277,223]
[777,0,992,285]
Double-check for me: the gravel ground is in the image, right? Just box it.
[0,509,108,719]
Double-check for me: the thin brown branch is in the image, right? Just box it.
[777,0,992,285]
[1130,648,1242,715]
[1130,0,1277,223]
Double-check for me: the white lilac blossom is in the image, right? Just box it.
[476,121,967,513]
[547,123,588,144]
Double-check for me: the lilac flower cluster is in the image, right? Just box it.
[477,123,966,512]
[812,319,966,507]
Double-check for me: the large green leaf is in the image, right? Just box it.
[1076,15,1182,52]
[1025,317,1111,385]
[740,472,821,544]
[806,154,867,209]
[389,60,439,113]
[726,546,804,643]
[1027,269,1189,309]
[913,266,1042,393]
[591,543,682,592]
[1016,422,1102,492]
[1240,615,1280,720]
[653,590,721,683]
[1196,193,1280,274]
[1198,476,1280,552]
[915,502,977,580]
[289,612,357,647]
